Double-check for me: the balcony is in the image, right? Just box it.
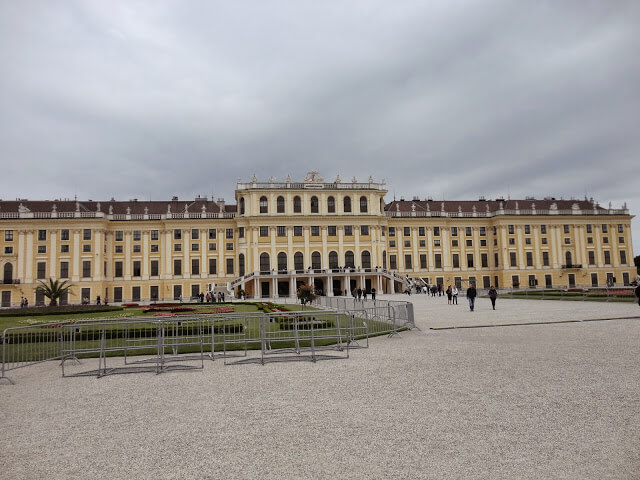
[561,264,583,269]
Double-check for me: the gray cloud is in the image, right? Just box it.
[1,0,639,253]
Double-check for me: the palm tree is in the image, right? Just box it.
[35,278,74,306]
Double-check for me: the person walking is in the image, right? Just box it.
[466,283,477,311]
[452,286,458,304]
[635,283,640,307]
[446,285,452,304]
[488,285,498,310]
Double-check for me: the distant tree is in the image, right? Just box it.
[35,278,73,306]
[297,284,316,306]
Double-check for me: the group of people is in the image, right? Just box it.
[415,282,499,312]
[19,296,29,308]
[351,287,376,300]
[203,291,225,303]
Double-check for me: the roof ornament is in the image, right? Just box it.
[286,174,291,183]
[201,203,206,213]
[368,176,374,184]
[515,201,519,210]
[396,203,400,212]
[109,205,113,215]
[550,202,557,210]
[144,206,149,215]
[351,176,358,183]
[472,205,476,213]
[18,203,30,213]
[458,205,462,213]
[486,203,490,213]
[531,202,535,210]
[184,203,189,213]
[426,203,430,212]
[499,201,503,210]
[167,204,171,214]
[411,202,416,212]
[126,206,131,215]
[269,176,275,183]
[75,201,80,212]
[304,171,324,183]
[251,173,257,183]
[441,202,445,212]
[96,202,101,212]
[335,174,341,183]
[52,204,57,213]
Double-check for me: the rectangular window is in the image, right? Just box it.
[114,287,123,303]
[133,230,141,241]
[480,239,487,247]
[404,240,411,248]
[451,227,458,237]
[466,239,472,247]
[82,260,91,278]
[208,229,216,239]
[277,226,286,237]
[83,244,91,252]
[174,244,182,252]
[37,245,47,254]
[174,259,182,276]
[389,227,395,237]
[226,258,234,275]
[259,226,269,237]
[60,229,69,241]
[361,225,369,236]
[151,230,159,241]
[209,243,216,251]
[38,230,47,241]
[115,245,123,253]
[602,237,609,244]
[508,238,515,245]
[226,228,233,239]
[479,227,486,236]
[564,238,571,245]
[328,226,337,237]
[433,226,440,236]
[494,253,499,268]
[588,251,595,265]
[466,253,474,268]
[465,227,472,236]
[419,227,425,236]
[115,231,123,241]
[174,229,182,240]
[435,254,442,269]
[150,286,159,301]
[481,253,488,268]
[60,261,69,278]
[602,224,608,233]
[191,229,199,240]
[3,246,13,254]
[209,258,217,274]
[83,229,92,240]
[540,225,547,234]
[452,254,460,268]
[133,261,141,277]
[294,226,303,237]
[420,254,427,269]
[524,225,531,235]
[192,258,200,275]
[37,261,46,279]
[452,239,458,247]
[618,236,625,244]
[620,250,627,265]
[419,240,426,247]
[525,238,532,245]
[390,255,397,269]
[389,240,396,248]
[405,254,412,269]
[172,285,181,301]
[564,225,570,234]
[344,226,353,236]
[542,251,550,266]
[4,230,14,241]
[132,244,141,253]
[541,238,548,245]
[311,226,320,237]
[618,224,624,234]
[239,227,244,238]
[526,251,533,267]
[508,225,514,235]
[226,243,233,251]
[509,252,517,267]
[434,239,441,247]
[586,224,592,234]
[404,227,410,237]
[115,261,123,277]
[150,260,159,277]
[192,243,200,251]
[132,287,141,302]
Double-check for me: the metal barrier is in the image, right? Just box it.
[312,297,415,334]
[499,286,637,302]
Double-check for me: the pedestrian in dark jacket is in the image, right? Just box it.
[466,283,477,311]
[635,284,640,307]
[488,286,498,310]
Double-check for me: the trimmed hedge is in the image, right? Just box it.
[0,305,123,318]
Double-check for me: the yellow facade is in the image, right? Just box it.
[0,175,635,306]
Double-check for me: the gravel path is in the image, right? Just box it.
[2,295,639,479]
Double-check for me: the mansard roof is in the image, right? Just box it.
[385,198,603,214]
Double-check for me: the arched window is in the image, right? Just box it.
[566,251,573,267]
[277,196,285,213]
[259,196,268,214]
[239,197,245,215]
[345,251,355,268]
[343,196,352,213]
[361,251,371,269]
[360,196,368,213]
[310,196,319,213]
[3,263,13,284]
[260,253,270,273]
[329,251,338,269]
[311,251,321,270]
[293,196,302,213]
[238,254,245,276]
[327,196,335,213]
[294,252,304,272]
[382,250,387,269]
[277,252,287,272]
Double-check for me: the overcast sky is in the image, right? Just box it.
[1,1,639,255]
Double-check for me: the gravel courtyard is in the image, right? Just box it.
[2,295,639,479]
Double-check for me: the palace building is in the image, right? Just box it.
[0,172,635,306]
